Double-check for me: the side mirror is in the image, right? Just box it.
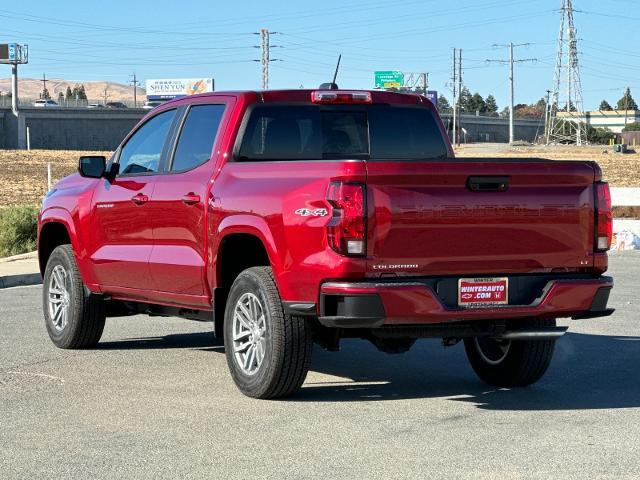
[78,156,106,178]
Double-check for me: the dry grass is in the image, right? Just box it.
[1,145,639,207]
[455,144,640,187]
[0,150,109,207]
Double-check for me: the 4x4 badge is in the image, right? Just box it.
[295,208,328,217]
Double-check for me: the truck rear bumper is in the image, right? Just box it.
[318,277,614,328]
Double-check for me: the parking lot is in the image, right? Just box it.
[1,252,639,479]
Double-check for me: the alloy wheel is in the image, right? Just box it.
[232,293,267,376]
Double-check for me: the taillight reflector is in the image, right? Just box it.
[326,182,365,256]
[595,181,612,252]
[311,91,372,104]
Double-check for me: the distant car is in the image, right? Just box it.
[86,103,106,109]
[33,99,59,108]
[142,100,164,110]
[106,102,127,109]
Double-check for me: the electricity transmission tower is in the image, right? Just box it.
[403,72,428,92]
[546,0,587,145]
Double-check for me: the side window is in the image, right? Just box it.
[118,109,176,175]
[171,104,225,172]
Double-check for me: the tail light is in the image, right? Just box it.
[595,181,612,252]
[326,182,365,255]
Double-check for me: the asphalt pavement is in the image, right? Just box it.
[1,252,639,479]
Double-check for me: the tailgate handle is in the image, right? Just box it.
[467,176,510,192]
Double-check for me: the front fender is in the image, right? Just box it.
[39,207,100,290]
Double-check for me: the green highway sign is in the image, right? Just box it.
[374,71,404,88]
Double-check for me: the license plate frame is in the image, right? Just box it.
[457,277,509,307]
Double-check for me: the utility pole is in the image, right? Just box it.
[487,43,536,144]
[458,49,462,145]
[11,63,18,115]
[509,43,514,143]
[451,48,457,145]
[261,29,269,89]
[544,89,552,140]
[624,86,629,128]
[253,29,282,90]
[2,43,28,147]
[130,72,140,108]
[41,72,47,99]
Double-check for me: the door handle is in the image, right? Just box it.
[181,193,201,205]
[467,176,510,192]
[131,193,149,205]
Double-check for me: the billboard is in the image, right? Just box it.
[0,43,27,64]
[425,90,438,107]
[146,78,214,100]
[374,71,404,89]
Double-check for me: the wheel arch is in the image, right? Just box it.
[39,214,75,275]
[212,222,278,338]
[38,209,96,288]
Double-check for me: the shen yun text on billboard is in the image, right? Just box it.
[146,78,214,100]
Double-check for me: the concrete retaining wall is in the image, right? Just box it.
[440,114,543,143]
[0,107,146,150]
[0,107,543,150]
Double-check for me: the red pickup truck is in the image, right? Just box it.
[38,88,614,398]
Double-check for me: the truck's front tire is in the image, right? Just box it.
[42,245,105,349]
[224,267,313,399]
[464,319,556,387]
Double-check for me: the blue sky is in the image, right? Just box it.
[1,0,638,110]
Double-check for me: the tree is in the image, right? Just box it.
[513,103,543,119]
[57,92,64,103]
[587,125,615,144]
[437,94,451,114]
[458,87,472,113]
[616,87,638,111]
[466,92,487,114]
[72,84,87,100]
[599,100,613,111]
[40,88,51,100]
[485,95,499,116]
[622,121,640,132]
[65,86,73,100]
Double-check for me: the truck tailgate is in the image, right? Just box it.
[365,159,597,276]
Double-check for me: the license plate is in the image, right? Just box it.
[458,277,508,307]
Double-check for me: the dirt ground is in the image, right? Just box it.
[455,143,640,187]
[1,144,639,206]
[0,150,109,206]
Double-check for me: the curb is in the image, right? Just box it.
[0,273,42,289]
[0,251,38,263]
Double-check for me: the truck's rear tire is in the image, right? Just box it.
[42,244,105,349]
[223,267,313,399]
[464,318,556,387]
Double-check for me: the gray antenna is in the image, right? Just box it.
[332,54,341,85]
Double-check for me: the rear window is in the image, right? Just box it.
[237,104,447,161]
